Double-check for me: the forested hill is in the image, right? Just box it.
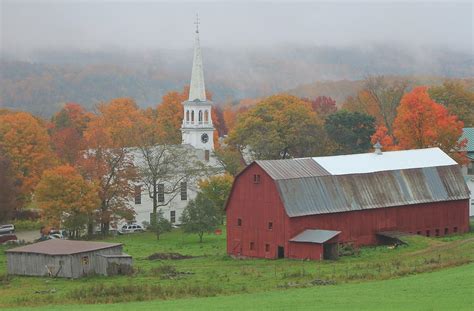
[1,45,473,116]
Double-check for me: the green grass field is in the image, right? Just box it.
[1,227,473,310]
[4,263,474,311]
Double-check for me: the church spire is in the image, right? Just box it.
[188,14,206,102]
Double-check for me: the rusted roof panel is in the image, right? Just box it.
[274,165,470,217]
[256,158,330,180]
[6,239,122,255]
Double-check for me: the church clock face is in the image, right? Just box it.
[201,133,209,143]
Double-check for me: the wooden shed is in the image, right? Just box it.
[6,239,132,278]
[226,148,470,261]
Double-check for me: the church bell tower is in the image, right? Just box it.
[181,15,215,151]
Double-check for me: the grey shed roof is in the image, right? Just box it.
[6,240,122,255]
[290,229,341,244]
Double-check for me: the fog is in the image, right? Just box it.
[1,0,473,57]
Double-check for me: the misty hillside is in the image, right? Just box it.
[1,45,473,116]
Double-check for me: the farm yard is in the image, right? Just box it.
[1,224,474,310]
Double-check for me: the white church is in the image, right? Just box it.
[130,21,223,226]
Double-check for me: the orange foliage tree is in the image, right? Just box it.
[79,98,140,234]
[0,150,20,221]
[49,103,93,164]
[371,87,466,163]
[0,112,56,201]
[35,165,99,238]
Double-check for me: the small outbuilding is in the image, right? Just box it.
[6,239,132,278]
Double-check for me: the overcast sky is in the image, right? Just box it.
[1,0,473,55]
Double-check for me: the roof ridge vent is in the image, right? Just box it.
[374,141,382,155]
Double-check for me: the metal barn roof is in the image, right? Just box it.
[275,165,469,217]
[256,158,330,180]
[290,229,341,243]
[312,147,456,175]
[6,240,122,256]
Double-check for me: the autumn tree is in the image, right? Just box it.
[180,195,220,243]
[308,96,337,118]
[0,150,20,221]
[228,94,327,160]
[429,81,474,127]
[325,110,376,154]
[390,87,466,162]
[363,76,409,133]
[214,146,245,176]
[156,90,187,144]
[0,112,56,201]
[49,103,92,164]
[35,165,100,238]
[198,174,234,222]
[79,99,139,235]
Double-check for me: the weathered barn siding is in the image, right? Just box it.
[288,200,469,247]
[68,246,123,278]
[227,161,470,261]
[6,253,72,277]
[288,242,323,260]
[95,254,133,276]
[7,245,123,278]
[226,164,287,259]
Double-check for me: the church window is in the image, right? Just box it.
[134,185,141,205]
[204,110,209,123]
[158,183,165,203]
[180,182,187,200]
[170,211,176,223]
[198,110,203,123]
[186,110,190,123]
[191,111,195,123]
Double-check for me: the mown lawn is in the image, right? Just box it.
[4,263,474,311]
[1,227,473,309]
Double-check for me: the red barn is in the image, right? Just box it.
[226,147,470,260]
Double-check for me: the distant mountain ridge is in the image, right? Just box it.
[1,45,472,116]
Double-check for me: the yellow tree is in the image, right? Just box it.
[35,165,100,237]
[228,94,327,160]
[0,112,56,201]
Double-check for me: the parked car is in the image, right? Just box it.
[0,224,15,235]
[0,234,18,244]
[119,224,145,234]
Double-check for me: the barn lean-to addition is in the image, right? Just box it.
[226,147,470,261]
[6,239,132,278]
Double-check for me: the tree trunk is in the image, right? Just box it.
[199,232,203,243]
[152,182,158,214]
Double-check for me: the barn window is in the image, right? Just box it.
[416,231,421,235]
[265,244,270,252]
[237,218,242,226]
[180,182,187,200]
[170,211,176,223]
[453,227,458,233]
[268,222,273,230]
[444,228,449,235]
[158,183,165,203]
[81,256,89,265]
[134,185,141,205]
[426,230,430,237]
[435,229,440,237]
[253,174,261,184]
[250,242,255,250]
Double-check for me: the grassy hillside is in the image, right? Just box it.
[5,263,474,311]
[0,228,473,309]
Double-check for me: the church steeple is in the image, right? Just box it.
[188,14,206,102]
[181,15,215,151]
